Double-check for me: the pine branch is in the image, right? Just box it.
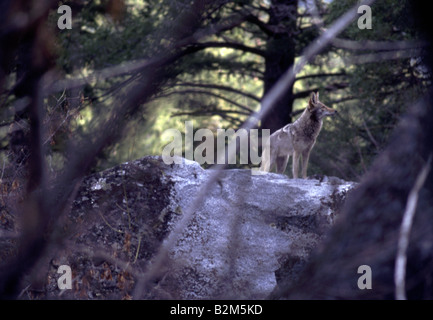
[340,49,422,65]
[175,82,261,102]
[331,38,427,51]
[156,89,255,114]
[293,82,349,99]
[329,96,357,104]
[191,41,267,57]
[47,39,265,95]
[295,72,346,82]
[173,109,249,125]
[244,14,275,36]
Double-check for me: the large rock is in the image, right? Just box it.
[43,156,356,299]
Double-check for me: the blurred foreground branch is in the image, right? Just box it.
[0,0,219,298]
[395,153,432,300]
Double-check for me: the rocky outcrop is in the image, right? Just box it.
[43,156,356,299]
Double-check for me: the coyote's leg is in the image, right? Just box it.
[259,160,268,172]
[292,151,301,179]
[260,142,272,172]
[301,148,312,179]
[276,155,289,174]
[259,148,269,171]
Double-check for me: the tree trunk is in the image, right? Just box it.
[261,0,298,133]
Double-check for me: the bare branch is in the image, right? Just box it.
[156,89,255,114]
[72,243,143,279]
[244,14,276,36]
[331,38,428,52]
[340,49,423,65]
[191,41,267,57]
[173,110,246,126]
[295,72,346,82]
[175,82,261,102]
[395,153,432,300]
[361,119,380,151]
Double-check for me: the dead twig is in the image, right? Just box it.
[394,153,432,300]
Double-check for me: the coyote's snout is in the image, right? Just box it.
[260,92,336,178]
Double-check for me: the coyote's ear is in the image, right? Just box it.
[308,92,316,109]
[311,92,318,103]
[316,91,319,101]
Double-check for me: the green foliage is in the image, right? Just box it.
[309,0,430,179]
[26,0,430,179]
[326,0,417,40]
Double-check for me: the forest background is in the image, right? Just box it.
[1,0,428,182]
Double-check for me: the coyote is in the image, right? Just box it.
[260,92,336,178]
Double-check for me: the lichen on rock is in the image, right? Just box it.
[42,156,356,299]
